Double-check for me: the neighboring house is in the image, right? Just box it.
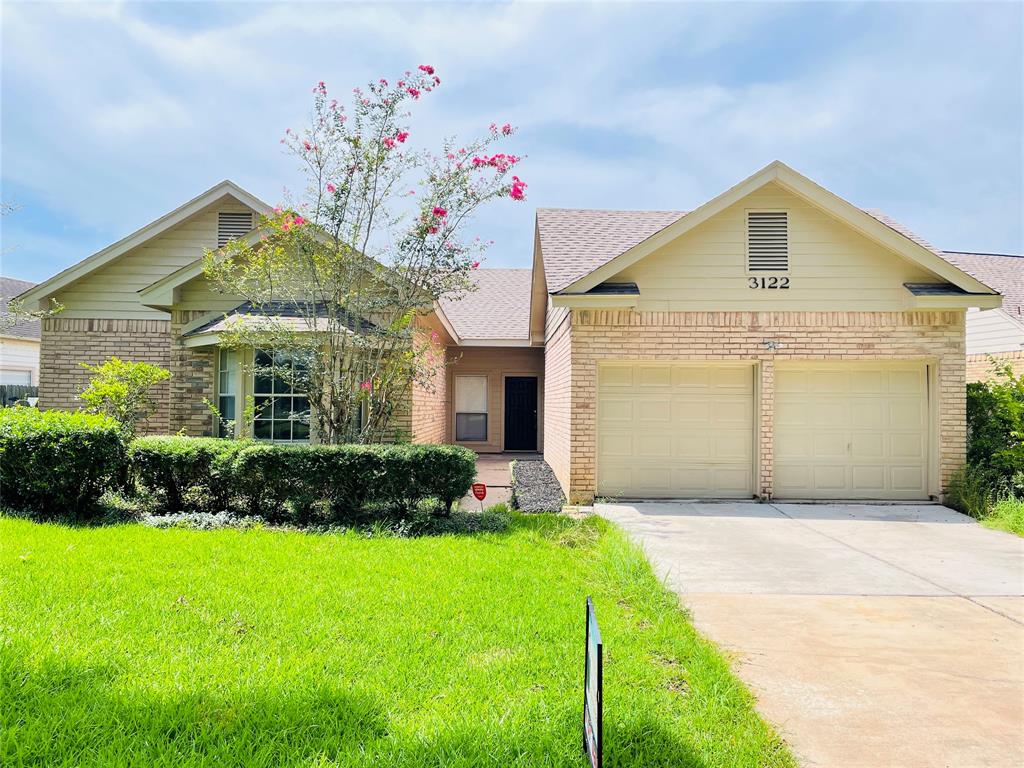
[941,251,1023,381]
[18,162,1002,504]
[0,276,41,386]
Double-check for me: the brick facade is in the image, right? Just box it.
[542,311,572,492]
[411,331,448,444]
[967,350,1024,382]
[546,309,966,504]
[169,311,216,436]
[40,317,172,434]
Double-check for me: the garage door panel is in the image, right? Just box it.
[776,363,928,500]
[597,363,753,498]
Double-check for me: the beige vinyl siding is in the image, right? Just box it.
[0,337,41,384]
[612,182,936,312]
[965,308,1024,355]
[176,274,247,313]
[53,200,255,319]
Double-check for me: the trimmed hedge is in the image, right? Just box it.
[130,437,246,513]
[131,438,477,523]
[0,408,127,519]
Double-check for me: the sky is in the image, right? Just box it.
[1,0,1022,283]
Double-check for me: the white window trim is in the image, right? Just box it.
[454,374,489,442]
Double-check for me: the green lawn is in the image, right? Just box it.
[0,515,792,768]
[981,497,1024,537]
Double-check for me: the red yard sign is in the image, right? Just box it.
[471,483,487,501]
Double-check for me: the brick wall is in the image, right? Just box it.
[564,309,966,504]
[967,350,1024,382]
[40,317,172,434]
[542,312,573,494]
[411,331,448,444]
[169,311,216,436]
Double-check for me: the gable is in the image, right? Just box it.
[609,182,942,312]
[49,198,258,319]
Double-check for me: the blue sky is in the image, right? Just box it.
[1,1,1021,283]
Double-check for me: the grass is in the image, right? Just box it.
[0,514,793,768]
[981,497,1024,536]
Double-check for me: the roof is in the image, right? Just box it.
[16,180,272,311]
[183,301,375,337]
[537,208,684,293]
[1,276,41,339]
[535,162,995,298]
[941,251,1024,321]
[438,268,532,340]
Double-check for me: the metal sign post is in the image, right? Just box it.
[583,597,603,768]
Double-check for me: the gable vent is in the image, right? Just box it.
[747,211,789,272]
[217,212,254,248]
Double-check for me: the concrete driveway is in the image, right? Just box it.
[597,502,1024,767]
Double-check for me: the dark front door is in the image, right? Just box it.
[504,376,538,451]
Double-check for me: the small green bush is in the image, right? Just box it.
[129,436,247,513]
[0,408,127,519]
[945,464,1001,520]
[986,497,1024,536]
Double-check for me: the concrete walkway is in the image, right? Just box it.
[597,501,1024,767]
[458,453,541,509]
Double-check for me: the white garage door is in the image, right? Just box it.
[774,362,929,499]
[597,363,754,498]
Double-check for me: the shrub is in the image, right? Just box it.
[231,442,476,524]
[130,437,246,513]
[0,408,127,519]
[79,357,171,438]
[966,363,1024,487]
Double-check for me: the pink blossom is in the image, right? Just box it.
[303,140,313,151]
[427,225,439,234]
[293,216,305,226]
[433,76,441,86]
[490,123,498,133]
[418,64,435,75]
[281,221,292,231]
[396,131,410,143]
[359,380,372,391]
[509,176,527,200]
[379,78,388,86]
[330,99,338,110]
[397,80,405,88]
[407,87,421,99]
[273,206,283,214]
[432,206,447,218]
[502,123,512,135]
[383,137,396,149]
[326,182,336,193]
[430,330,440,342]
[471,261,480,269]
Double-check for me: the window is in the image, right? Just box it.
[747,211,788,272]
[0,370,32,385]
[455,375,487,441]
[253,350,310,442]
[217,211,254,248]
[217,349,238,438]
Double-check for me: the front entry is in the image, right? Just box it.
[504,376,538,451]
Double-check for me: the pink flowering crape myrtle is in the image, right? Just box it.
[202,66,527,444]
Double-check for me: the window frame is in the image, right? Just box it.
[252,349,311,443]
[215,348,240,438]
[454,374,489,442]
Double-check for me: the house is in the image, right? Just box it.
[0,276,41,387]
[17,162,1002,503]
[941,251,1023,381]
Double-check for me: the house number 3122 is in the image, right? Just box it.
[748,277,790,289]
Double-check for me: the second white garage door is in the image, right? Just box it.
[774,362,930,499]
[597,363,754,498]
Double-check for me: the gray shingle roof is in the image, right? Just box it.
[941,251,1024,322]
[184,301,375,337]
[439,268,532,340]
[536,208,685,293]
[1,276,40,340]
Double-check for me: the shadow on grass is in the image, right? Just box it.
[2,652,708,768]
